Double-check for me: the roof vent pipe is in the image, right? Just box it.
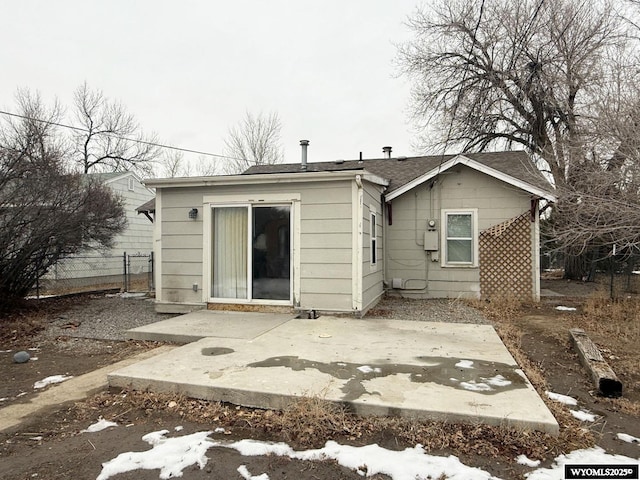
[382,146,392,159]
[300,139,309,170]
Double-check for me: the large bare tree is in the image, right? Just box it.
[72,82,160,175]
[0,91,126,306]
[222,111,283,174]
[397,0,640,278]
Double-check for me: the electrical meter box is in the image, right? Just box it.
[424,230,439,251]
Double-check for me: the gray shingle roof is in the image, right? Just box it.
[243,151,553,197]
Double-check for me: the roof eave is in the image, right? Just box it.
[144,170,389,189]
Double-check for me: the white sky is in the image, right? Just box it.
[1,1,425,170]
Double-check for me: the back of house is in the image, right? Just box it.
[147,148,555,315]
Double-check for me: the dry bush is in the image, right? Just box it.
[266,396,353,446]
[581,295,640,343]
[469,294,525,323]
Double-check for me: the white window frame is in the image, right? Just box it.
[369,205,378,270]
[127,177,135,191]
[441,209,478,267]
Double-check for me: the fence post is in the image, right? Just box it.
[609,254,614,299]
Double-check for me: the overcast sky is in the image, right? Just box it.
[1,1,425,172]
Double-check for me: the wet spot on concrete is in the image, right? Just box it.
[201,347,234,356]
[247,355,526,402]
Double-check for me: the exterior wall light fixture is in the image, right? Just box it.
[188,208,198,219]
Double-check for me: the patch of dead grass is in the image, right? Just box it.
[0,295,89,345]
[468,294,598,448]
[74,387,584,464]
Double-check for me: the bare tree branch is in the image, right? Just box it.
[71,82,160,175]
[222,111,283,174]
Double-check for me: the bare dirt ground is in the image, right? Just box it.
[0,284,639,480]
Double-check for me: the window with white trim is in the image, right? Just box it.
[443,210,477,266]
[370,210,377,266]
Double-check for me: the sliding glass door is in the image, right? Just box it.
[211,204,291,302]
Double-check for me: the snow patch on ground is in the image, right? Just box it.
[82,418,118,433]
[570,409,597,422]
[225,439,499,480]
[33,375,73,389]
[238,465,270,480]
[516,454,541,467]
[555,306,577,311]
[545,391,578,405]
[617,433,640,444]
[97,430,215,480]
[95,429,640,480]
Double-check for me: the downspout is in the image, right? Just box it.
[352,175,364,312]
[382,194,389,293]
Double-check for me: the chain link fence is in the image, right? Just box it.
[541,249,640,298]
[33,252,153,298]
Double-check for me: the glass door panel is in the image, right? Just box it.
[252,206,290,300]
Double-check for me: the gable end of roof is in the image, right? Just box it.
[384,154,556,203]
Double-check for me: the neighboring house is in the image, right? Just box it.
[45,172,155,286]
[145,149,555,314]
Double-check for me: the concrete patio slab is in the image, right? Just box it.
[126,310,296,343]
[110,315,559,434]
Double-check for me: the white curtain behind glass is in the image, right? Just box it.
[213,207,248,298]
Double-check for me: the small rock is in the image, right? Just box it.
[13,351,30,363]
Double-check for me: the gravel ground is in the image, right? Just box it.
[34,292,488,344]
[36,292,176,342]
[365,295,489,324]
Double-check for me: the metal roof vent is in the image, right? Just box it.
[335,159,344,164]
[300,140,309,170]
[382,146,392,158]
[397,156,407,162]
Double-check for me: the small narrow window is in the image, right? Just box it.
[370,211,377,265]
[128,177,135,191]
